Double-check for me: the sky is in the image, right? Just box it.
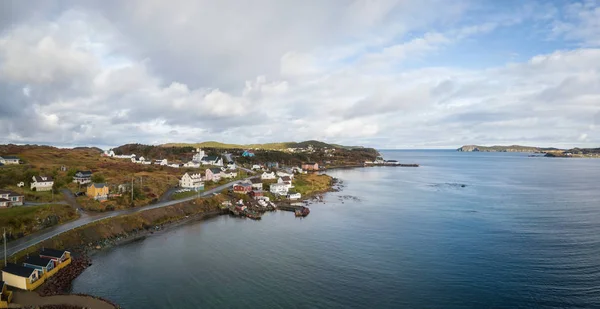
[0,0,599,149]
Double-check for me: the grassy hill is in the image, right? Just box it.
[161,140,364,150]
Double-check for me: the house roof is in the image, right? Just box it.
[250,178,262,184]
[0,189,22,197]
[208,168,222,173]
[2,263,36,277]
[75,171,92,176]
[0,198,9,202]
[40,248,69,259]
[88,183,107,189]
[33,175,54,182]
[202,155,220,161]
[1,156,19,160]
[281,176,292,182]
[235,182,252,187]
[24,256,53,267]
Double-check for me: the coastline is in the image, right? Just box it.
[4,172,343,308]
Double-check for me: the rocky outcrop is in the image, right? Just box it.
[457,145,544,153]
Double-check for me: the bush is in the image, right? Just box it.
[91,174,105,183]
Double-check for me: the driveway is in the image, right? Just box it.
[158,186,179,202]
[5,176,256,257]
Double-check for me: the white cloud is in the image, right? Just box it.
[0,0,599,149]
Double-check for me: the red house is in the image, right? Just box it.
[301,162,319,171]
[248,190,264,199]
[233,183,252,194]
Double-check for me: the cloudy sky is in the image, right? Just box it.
[0,0,599,149]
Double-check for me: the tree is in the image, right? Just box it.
[91,174,105,183]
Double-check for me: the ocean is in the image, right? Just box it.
[71,150,600,308]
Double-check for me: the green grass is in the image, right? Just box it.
[171,190,201,200]
[0,204,78,240]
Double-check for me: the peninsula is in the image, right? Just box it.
[457,145,600,158]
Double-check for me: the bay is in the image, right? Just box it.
[72,150,600,308]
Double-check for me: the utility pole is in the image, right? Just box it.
[131,177,134,202]
[4,228,7,267]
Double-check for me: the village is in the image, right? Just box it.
[0,142,379,307]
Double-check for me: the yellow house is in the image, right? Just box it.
[0,281,13,308]
[1,263,42,291]
[86,183,109,200]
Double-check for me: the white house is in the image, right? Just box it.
[201,156,223,166]
[261,172,276,180]
[31,176,54,191]
[287,192,301,200]
[227,162,237,170]
[278,176,293,189]
[102,149,115,157]
[192,149,206,162]
[183,161,201,168]
[291,167,305,174]
[154,159,168,166]
[179,173,205,191]
[17,182,24,187]
[251,164,262,170]
[168,163,181,168]
[222,169,238,179]
[205,168,223,182]
[276,171,294,179]
[270,183,288,195]
[250,178,263,190]
[0,156,20,165]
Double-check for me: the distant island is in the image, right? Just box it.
[457,145,600,158]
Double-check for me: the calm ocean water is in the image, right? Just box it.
[72,150,600,308]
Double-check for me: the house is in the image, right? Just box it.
[192,149,206,162]
[39,248,71,266]
[291,167,304,174]
[250,178,263,190]
[23,256,55,275]
[154,159,168,166]
[302,162,319,171]
[138,156,146,162]
[261,172,276,180]
[265,162,279,169]
[269,183,289,195]
[183,161,201,168]
[73,171,92,184]
[251,164,262,170]
[179,173,205,191]
[102,149,115,157]
[0,190,23,207]
[233,182,252,194]
[86,183,109,200]
[287,192,301,200]
[167,163,181,168]
[1,263,41,290]
[276,171,294,179]
[249,190,264,199]
[117,183,130,193]
[205,168,223,182]
[0,156,20,165]
[16,182,24,188]
[31,176,54,192]
[227,162,237,170]
[201,156,224,166]
[60,165,67,172]
[278,176,293,189]
[222,169,238,179]
[242,150,255,157]
[0,280,13,308]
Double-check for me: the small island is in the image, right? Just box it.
[457,145,600,158]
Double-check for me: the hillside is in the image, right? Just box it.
[161,140,364,150]
[456,145,558,153]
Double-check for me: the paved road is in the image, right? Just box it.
[5,178,252,258]
[23,201,69,206]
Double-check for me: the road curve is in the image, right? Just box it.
[5,178,252,258]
